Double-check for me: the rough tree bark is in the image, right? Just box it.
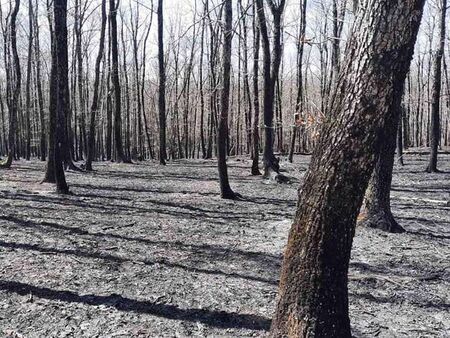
[270,1,425,336]
[426,0,446,173]
[217,0,237,199]
[86,0,107,172]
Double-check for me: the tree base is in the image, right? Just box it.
[251,167,261,176]
[360,210,405,233]
[221,189,242,200]
[66,160,84,172]
[56,187,71,195]
[263,166,290,184]
[425,166,442,173]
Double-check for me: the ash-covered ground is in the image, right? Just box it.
[0,153,449,337]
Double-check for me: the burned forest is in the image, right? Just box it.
[0,0,449,337]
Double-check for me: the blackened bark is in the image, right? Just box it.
[53,0,70,194]
[158,0,167,165]
[426,0,446,173]
[43,3,57,183]
[86,0,107,171]
[251,0,261,176]
[34,0,46,162]
[25,0,33,161]
[217,0,236,199]
[255,0,286,178]
[361,97,405,234]
[271,1,424,336]
[109,0,129,163]
[0,0,21,169]
[288,0,307,163]
[397,106,405,165]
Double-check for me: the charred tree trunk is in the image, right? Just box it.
[86,0,106,171]
[256,0,286,179]
[217,0,236,199]
[34,0,46,161]
[361,97,406,234]
[25,0,33,160]
[396,106,404,165]
[53,0,70,194]
[426,0,446,173]
[251,0,261,175]
[109,0,129,163]
[158,0,167,165]
[0,0,21,169]
[288,0,307,163]
[270,1,424,336]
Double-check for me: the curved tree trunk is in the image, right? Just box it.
[270,1,424,336]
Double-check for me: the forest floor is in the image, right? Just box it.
[0,152,449,338]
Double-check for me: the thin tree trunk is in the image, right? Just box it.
[426,0,446,172]
[217,0,236,199]
[86,0,106,171]
[251,0,261,176]
[53,0,70,194]
[0,0,21,169]
[109,0,129,163]
[158,0,167,164]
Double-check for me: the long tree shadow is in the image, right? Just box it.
[0,214,282,269]
[350,291,450,310]
[0,280,271,331]
[0,192,266,224]
[0,239,279,286]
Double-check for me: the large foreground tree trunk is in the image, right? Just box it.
[217,0,236,199]
[270,1,424,336]
[426,0,446,173]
